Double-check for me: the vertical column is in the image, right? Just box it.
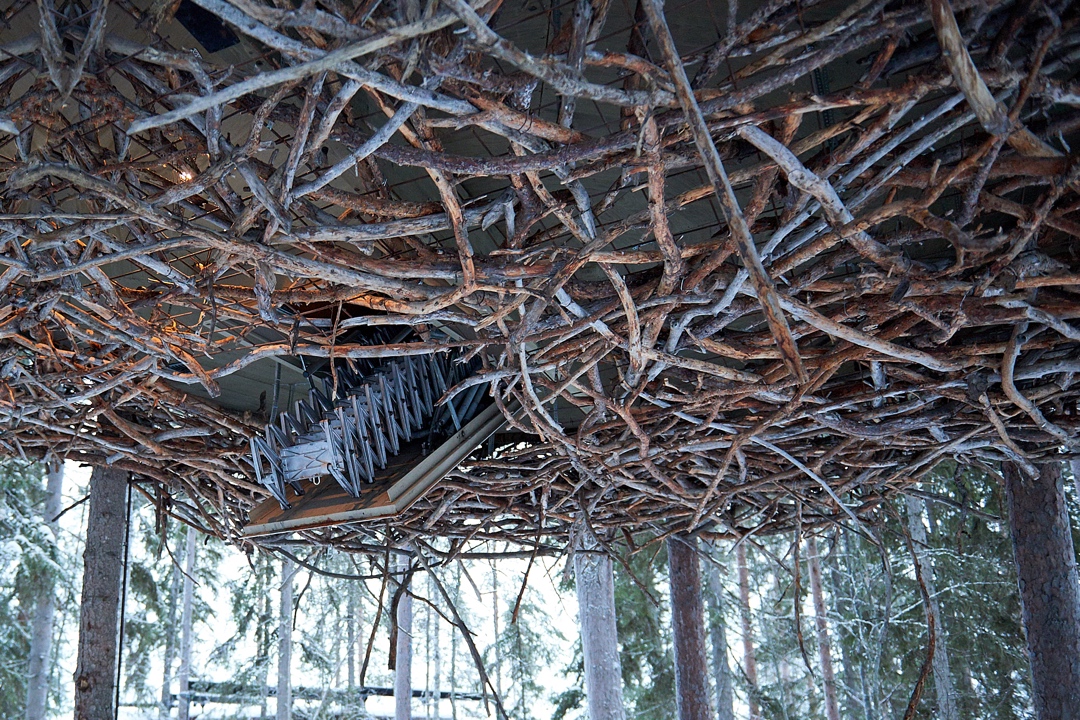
[667,535,710,720]
[177,526,198,720]
[277,557,295,720]
[1004,462,1080,720]
[74,466,129,720]
[395,550,413,720]
[573,528,626,720]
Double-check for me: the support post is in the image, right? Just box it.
[74,466,129,720]
[395,550,413,720]
[1004,461,1080,720]
[177,526,197,720]
[573,528,626,720]
[277,557,295,720]
[667,534,710,720]
[25,459,63,720]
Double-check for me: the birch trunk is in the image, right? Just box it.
[703,543,734,720]
[177,526,198,720]
[1003,461,1080,720]
[395,551,413,720]
[667,535,711,720]
[805,536,840,720]
[573,529,626,720]
[277,557,295,720]
[74,466,128,720]
[735,543,760,720]
[905,495,959,720]
[25,459,63,720]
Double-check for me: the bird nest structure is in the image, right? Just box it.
[1,0,1078,551]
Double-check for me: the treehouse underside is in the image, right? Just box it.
[1,0,1079,552]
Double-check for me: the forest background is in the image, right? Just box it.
[2,458,1073,720]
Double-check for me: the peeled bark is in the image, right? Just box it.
[277,557,295,720]
[905,495,958,720]
[573,531,626,720]
[667,535,711,720]
[177,526,197,720]
[25,459,63,720]
[395,551,413,720]
[805,536,840,720]
[735,543,760,719]
[703,543,735,720]
[1004,461,1080,720]
[74,466,129,720]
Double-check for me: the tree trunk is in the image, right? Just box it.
[158,558,181,720]
[177,526,198,720]
[395,551,413,720]
[431,574,441,720]
[735,543,760,720]
[1003,461,1080,720]
[667,535,711,720]
[703,543,735,720]
[74,466,128,720]
[25,459,63,720]
[278,557,295,720]
[805,536,840,720]
[573,530,626,720]
[905,495,959,720]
